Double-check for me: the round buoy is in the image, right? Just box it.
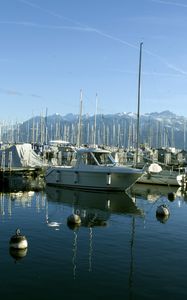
[168,192,175,201]
[9,229,28,250]
[9,248,28,261]
[67,213,81,225]
[156,204,170,216]
[156,214,170,224]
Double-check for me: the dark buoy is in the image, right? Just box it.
[156,204,170,223]
[156,214,170,224]
[9,229,28,250]
[156,204,170,216]
[168,192,175,201]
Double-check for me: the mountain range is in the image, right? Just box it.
[1,110,186,150]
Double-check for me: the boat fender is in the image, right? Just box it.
[156,204,170,216]
[9,228,28,250]
[107,173,111,185]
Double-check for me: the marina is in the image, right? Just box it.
[0,177,187,299]
[1,3,187,298]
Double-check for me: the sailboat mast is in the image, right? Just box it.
[93,93,98,147]
[135,42,143,166]
[77,89,83,147]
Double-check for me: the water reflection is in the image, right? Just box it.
[9,247,28,262]
[0,191,46,217]
[0,175,45,193]
[156,213,170,224]
[0,178,187,298]
[130,183,187,225]
[46,186,144,228]
[130,183,181,202]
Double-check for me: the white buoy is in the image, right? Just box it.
[67,213,81,225]
[9,229,28,250]
[156,204,170,216]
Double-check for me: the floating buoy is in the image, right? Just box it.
[9,248,28,261]
[9,229,28,250]
[67,213,81,225]
[168,192,175,201]
[156,204,170,216]
[156,214,170,224]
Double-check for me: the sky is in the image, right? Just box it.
[1,0,187,122]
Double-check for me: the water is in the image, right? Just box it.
[0,180,187,300]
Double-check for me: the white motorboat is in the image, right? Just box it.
[45,147,144,191]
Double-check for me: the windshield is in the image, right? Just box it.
[80,151,115,166]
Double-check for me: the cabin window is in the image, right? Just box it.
[95,153,113,165]
[87,153,97,165]
[81,153,97,165]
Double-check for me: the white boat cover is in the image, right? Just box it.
[148,163,162,173]
[0,143,44,168]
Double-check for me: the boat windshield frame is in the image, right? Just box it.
[78,149,116,166]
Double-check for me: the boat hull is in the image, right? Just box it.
[45,166,143,191]
[137,171,183,186]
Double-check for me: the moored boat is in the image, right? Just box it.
[136,163,185,186]
[45,147,144,191]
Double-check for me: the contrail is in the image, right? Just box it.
[0,21,95,32]
[18,0,89,28]
[150,0,187,8]
[0,87,41,98]
[0,88,23,96]
[110,68,183,77]
[17,0,139,49]
[14,0,187,76]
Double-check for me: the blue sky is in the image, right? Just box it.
[1,0,187,121]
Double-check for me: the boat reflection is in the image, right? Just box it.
[0,175,45,193]
[130,183,181,202]
[46,186,143,228]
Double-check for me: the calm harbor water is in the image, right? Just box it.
[0,179,187,300]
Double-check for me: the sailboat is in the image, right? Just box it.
[134,42,186,187]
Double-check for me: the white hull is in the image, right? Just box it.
[137,171,184,186]
[45,165,143,191]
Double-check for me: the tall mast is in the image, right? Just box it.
[32,113,35,145]
[93,93,98,147]
[77,89,83,147]
[135,42,143,166]
[45,107,48,144]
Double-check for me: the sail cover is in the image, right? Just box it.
[0,143,44,168]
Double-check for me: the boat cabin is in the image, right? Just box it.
[76,148,116,167]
